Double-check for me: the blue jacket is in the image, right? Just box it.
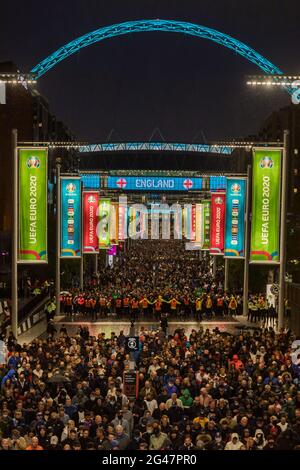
[1,369,15,387]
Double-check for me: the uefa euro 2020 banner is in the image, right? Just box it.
[224,178,246,258]
[210,192,226,255]
[202,200,211,250]
[250,148,282,263]
[18,148,48,263]
[98,199,111,249]
[61,177,81,258]
[83,192,99,253]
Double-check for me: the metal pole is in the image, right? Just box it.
[11,129,18,339]
[80,255,84,290]
[224,258,229,292]
[278,130,289,329]
[243,164,251,317]
[55,158,61,317]
[95,253,98,274]
[212,256,217,276]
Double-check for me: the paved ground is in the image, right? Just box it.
[18,313,268,343]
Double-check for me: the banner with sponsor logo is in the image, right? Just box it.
[61,177,81,258]
[224,178,246,258]
[109,202,119,245]
[195,203,204,246]
[118,203,128,241]
[202,200,211,250]
[98,199,111,249]
[250,148,281,263]
[18,148,48,263]
[210,192,226,255]
[83,192,99,253]
[183,205,192,240]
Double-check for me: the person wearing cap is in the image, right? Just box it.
[48,435,61,450]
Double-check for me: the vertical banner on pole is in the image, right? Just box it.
[210,192,226,255]
[224,178,246,258]
[98,198,111,249]
[61,177,81,258]
[128,206,137,238]
[110,202,119,245]
[18,148,48,263]
[83,191,99,253]
[191,204,196,241]
[195,203,204,246]
[183,205,192,240]
[250,148,282,263]
[118,205,127,241]
[202,200,211,250]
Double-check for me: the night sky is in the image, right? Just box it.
[1,0,299,142]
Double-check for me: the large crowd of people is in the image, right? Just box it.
[1,239,295,452]
[57,240,276,325]
[0,323,299,451]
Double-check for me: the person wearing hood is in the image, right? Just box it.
[254,428,266,449]
[179,388,193,409]
[224,432,244,450]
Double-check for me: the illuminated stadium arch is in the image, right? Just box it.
[31,19,287,91]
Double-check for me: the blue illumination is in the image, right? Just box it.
[210,175,226,190]
[31,19,288,94]
[107,175,203,191]
[78,142,233,155]
[80,173,101,189]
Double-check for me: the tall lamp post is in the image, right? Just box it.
[12,129,18,339]
[246,76,291,328]
[55,158,61,317]
[278,130,289,329]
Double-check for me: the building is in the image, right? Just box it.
[0,61,76,287]
[258,104,300,217]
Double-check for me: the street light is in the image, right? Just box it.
[246,74,300,87]
[245,75,290,329]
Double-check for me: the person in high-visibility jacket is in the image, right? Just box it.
[77,295,85,315]
[99,296,106,317]
[195,297,203,322]
[228,296,237,316]
[123,296,130,316]
[139,296,150,316]
[216,295,224,317]
[205,295,213,319]
[183,295,191,318]
[65,295,73,315]
[131,298,139,321]
[168,297,181,316]
[115,297,122,317]
[90,297,97,320]
[151,296,163,320]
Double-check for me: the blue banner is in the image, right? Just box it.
[61,177,81,258]
[210,175,226,190]
[107,176,202,191]
[224,178,246,258]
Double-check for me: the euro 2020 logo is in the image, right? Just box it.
[128,338,137,350]
[26,156,40,169]
[66,183,76,193]
[231,183,241,194]
[215,197,223,205]
[260,156,274,169]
